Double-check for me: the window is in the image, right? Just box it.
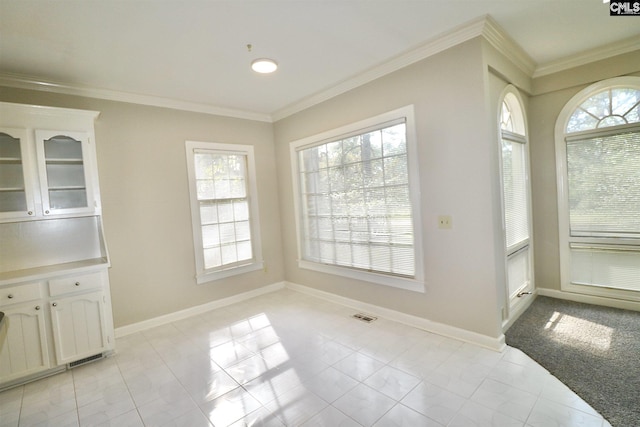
[498,88,533,308]
[556,78,640,299]
[290,106,424,292]
[185,141,262,283]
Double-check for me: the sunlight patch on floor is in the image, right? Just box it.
[545,311,613,352]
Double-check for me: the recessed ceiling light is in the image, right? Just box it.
[251,58,278,74]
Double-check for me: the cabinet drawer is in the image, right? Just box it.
[0,282,42,307]
[49,272,103,296]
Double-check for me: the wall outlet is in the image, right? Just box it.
[438,215,452,229]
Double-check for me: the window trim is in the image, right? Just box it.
[497,86,534,311]
[289,105,425,293]
[185,140,263,284]
[554,76,640,302]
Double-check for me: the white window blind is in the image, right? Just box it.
[566,130,640,237]
[186,140,263,283]
[296,120,415,277]
[194,150,253,269]
[501,133,530,249]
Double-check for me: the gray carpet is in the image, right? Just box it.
[505,296,640,427]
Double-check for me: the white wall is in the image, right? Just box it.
[274,39,506,340]
[0,87,285,328]
[528,53,640,295]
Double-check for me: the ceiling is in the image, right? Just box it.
[1,1,639,121]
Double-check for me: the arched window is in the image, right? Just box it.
[556,77,640,300]
[499,87,533,315]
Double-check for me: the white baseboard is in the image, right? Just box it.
[114,282,286,338]
[114,279,506,352]
[285,281,506,352]
[537,288,640,312]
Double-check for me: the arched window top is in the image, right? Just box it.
[500,92,526,136]
[566,87,640,133]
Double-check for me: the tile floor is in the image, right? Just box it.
[0,289,611,427]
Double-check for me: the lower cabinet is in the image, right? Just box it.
[0,303,50,383]
[0,267,114,389]
[50,290,108,365]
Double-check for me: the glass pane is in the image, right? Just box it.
[200,203,219,224]
[567,131,640,235]
[567,87,640,133]
[202,224,220,247]
[612,88,640,116]
[581,90,610,119]
[502,139,530,247]
[217,202,234,222]
[233,200,249,221]
[204,247,222,269]
[46,164,86,188]
[194,153,213,179]
[384,154,408,185]
[44,136,83,159]
[219,222,236,244]
[196,179,215,200]
[0,133,21,158]
[382,124,406,155]
[235,221,250,241]
[361,130,382,159]
[507,247,529,299]
[571,247,640,292]
[0,191,27,212]
[49,189,87,209]
[236,241,253,262]
[221,244,238,264]
[0,163,26,189]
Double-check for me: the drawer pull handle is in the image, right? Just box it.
[75,282,80,286]
[7,294,13,299]
[52,302,58,307]
[35,306,41,310]
[28,211,33,215]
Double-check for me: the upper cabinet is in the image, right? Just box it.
[0,103,101,222]
[35,130,96,216]
[0,128,35,219]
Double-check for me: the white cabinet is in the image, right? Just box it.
[49,272,110,365]
[0,284,50,383]
[0,102,114,390]
[0,269,114,388]
[0,103,101,221]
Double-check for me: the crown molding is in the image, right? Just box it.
[532,35,640,78]
[480,15,537,76]
[272,15,535,122]
[271,16,490,121]
[0,73,273,123]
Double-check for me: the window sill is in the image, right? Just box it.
[196,261,264,284]
[298,259,424,293]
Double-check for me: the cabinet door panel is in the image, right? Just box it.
[50,291,107,364]
[0,128,36,219]
[0,304,50,383]
[34,130,95,216]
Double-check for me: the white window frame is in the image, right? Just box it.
[555,76,640,302]
[289,105,425,293]
[185,141,263,284]
[497,86,534,315]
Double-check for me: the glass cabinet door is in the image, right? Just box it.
[0,128,34,218]
[35,130,93,215]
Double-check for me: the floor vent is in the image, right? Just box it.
[68,353,103,368]
[353,313,377,323]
